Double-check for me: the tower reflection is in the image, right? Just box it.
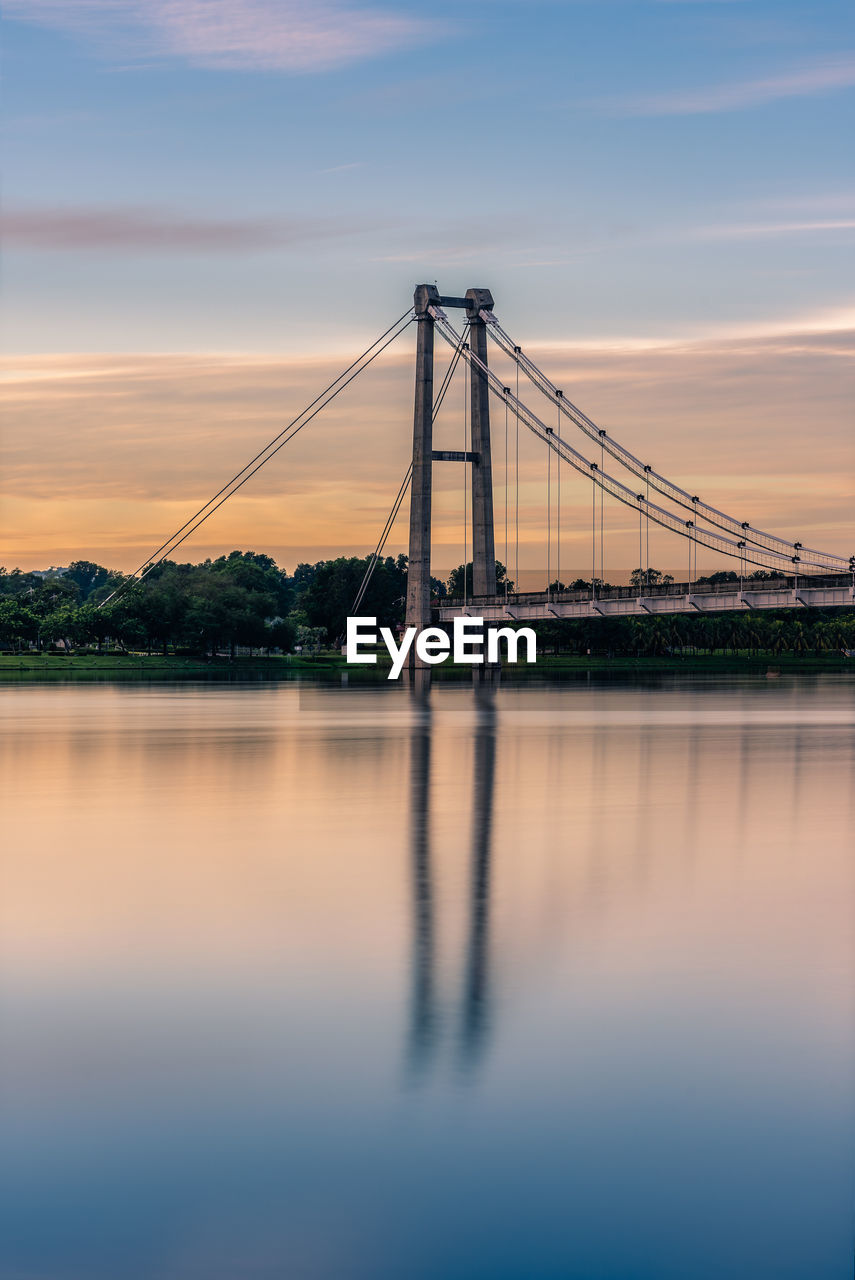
[405,672,497,1081]
[405,673,437,1077]
[459,683,496,1069]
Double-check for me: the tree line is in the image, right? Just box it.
[0,552,411,656]
[1,552,852,658]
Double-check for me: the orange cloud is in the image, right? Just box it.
[2,324,853,576]
[1,206,385,252]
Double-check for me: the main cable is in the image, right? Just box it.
[351,325,468,616]
[103,312,414,608]
[431,307,817,577]
[486,315,848,572]
[352,463,413,615]
[138,308,413,583]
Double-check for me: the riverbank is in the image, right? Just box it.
[1,651,850,679]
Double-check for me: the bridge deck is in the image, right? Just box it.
[436,575,855,623]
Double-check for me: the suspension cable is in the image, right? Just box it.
[687,524,693,590]
[600,432,605,587]
[645,470,650,586]
[352,462,413,615]
[351,326,467,615]
[515,353,520,594]
[547,430,552,592]
[431,308,818,578]
[463,345,469,608]
[504,393,509,599]
[433,327,467,420]
[102,310,415,607]
[592,469,597,597]
[556,392,562,590]
[485,314,848,573]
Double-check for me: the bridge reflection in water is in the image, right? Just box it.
[406,671,499,1080]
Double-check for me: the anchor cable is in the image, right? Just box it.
[351,325,468,615]
[102,310,415,607]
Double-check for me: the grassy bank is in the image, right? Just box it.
[1,650,850,680]
[0,652,345,677]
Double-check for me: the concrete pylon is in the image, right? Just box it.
[466,288,496,599]
[405,284,440,632]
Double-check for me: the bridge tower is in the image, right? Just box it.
[406,284,496,631]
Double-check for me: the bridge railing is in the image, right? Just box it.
[441,572,852,611]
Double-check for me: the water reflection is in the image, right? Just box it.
[1,677,853,1280]
[406,674,498,1078]
[459,688,496,1069]
[406,689,436,1076]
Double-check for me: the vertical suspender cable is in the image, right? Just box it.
[463,346,469,608]
[687,525,692,588]
[547,437,552,592]
[600,434,605,587]
[645,470,651,587]
[592,472,597,597]
[556,393,562,591]
[515,353,520,594]
[504,393,509,599]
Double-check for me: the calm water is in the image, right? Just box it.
[2,675,854,1279]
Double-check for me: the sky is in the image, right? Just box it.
[1,0,853,579]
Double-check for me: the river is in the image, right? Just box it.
[2,674,853,1278]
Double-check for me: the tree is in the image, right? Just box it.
[0,599,39,651]
[790,620,809,656]
[30,575,80,615]
[630,568,674,589]
[41,603,85,650]
[560,578,610,594]
[266,615,296,652]
[0,568,41,598]
[295,624,325,654]
[134,567,190,656]
[64,561,112,601]
[447,561,511,598]
[300,555,407,643]
[210,550,293,616]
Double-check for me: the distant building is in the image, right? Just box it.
[32,566,69,580]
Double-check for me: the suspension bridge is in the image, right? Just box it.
[110,283,855,625]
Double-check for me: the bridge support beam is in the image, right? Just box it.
[466,289,497,599]
[406,285,440,632]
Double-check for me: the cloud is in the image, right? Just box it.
[595,55,855,115]
[542,305,855,353]
[2,320,853,572]
[1,205,382,252]
[687,219,855,241]
[315,162,364,175]
[4,0,439,73]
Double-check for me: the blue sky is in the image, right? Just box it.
[2,0,853,572]
[4,0,853,352]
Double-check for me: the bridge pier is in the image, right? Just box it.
[466,289,497,599]
[406,284,497,638]
[405,285,440,633]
